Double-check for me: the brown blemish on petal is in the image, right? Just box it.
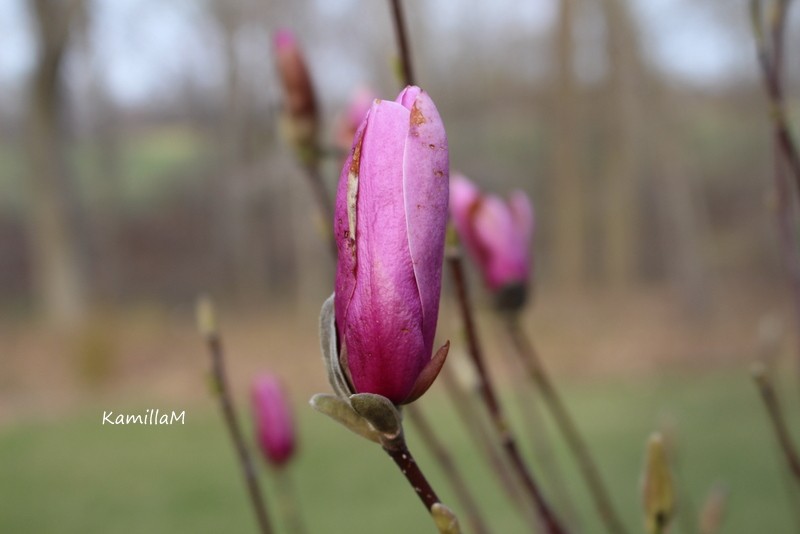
[410,103,426,126]
[349,130,363,176]
[347,129,364,242]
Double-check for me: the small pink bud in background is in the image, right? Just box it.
[336,86,377,152]
[252,375,296,468]
[273,28,318,159]
[334,86,450,405]
[450,173,534,309]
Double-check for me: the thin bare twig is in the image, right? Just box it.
[752,363,800,485]
[378,428,461,532]
[406,404,492,534]
[200,313,273,534]
[274,467,308,534]
[389,0,415,86]
[751,0,800,193]
[505,315,628,534]
[440,369,533,520]
[751,0,800,368]
[496,329,582,531]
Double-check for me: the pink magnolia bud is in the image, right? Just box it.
[273,29,318,155]
[251,375,296,467]
[334,86,450,405]
[450,173,534,307]
[336,86,377,152]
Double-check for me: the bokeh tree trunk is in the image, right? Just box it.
[25,0,87,327]
[215,0,267,303]
[647,86,711,313]
[551,0,586,287]
[600,0,641,287]
[79,6,122,302]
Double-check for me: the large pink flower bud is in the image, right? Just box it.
[450,173,535,309]
[333,86,450,405]
[273,29,318,160]
[251,375,296,467]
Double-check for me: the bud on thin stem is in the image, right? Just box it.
[642,433,675,534]
[195,297,274,534]
[750,0,800,376]
[196,295,217,340]
[657,417,699,534]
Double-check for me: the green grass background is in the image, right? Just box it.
[1,369,796,533]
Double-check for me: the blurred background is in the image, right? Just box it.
[2,0,800,532]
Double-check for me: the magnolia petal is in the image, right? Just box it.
[509,190,535,245]
[334,113,370,337]
[472,195,528,290]
[401,90,449,352]
[449,173,490,271]
[402,341,450,405]
[395,85,421,108]
[341,99,427,404]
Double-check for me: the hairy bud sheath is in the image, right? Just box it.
[334,86,449,405]
[450,174,534,307]
[252,375,296,467]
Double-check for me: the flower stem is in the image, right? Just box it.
[388,0,415,86]
[447,253,568,534]
[750,0,800,373]
[752,363,800,485]
[501,346,582,531]
[203,331,274,534]
[274,467,308,534]
[751,0,800,193]
[505,314,628,534]
[439,369,532,520]
[406,404,491,534]
[381,431,462,533]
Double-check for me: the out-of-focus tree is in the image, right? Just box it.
[599,0,641,287]
[551,0,586,288]
[215,0,257,301]
[25,0,87,327]
[78,2,122,302]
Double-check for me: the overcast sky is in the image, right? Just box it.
[0,0,757,108]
